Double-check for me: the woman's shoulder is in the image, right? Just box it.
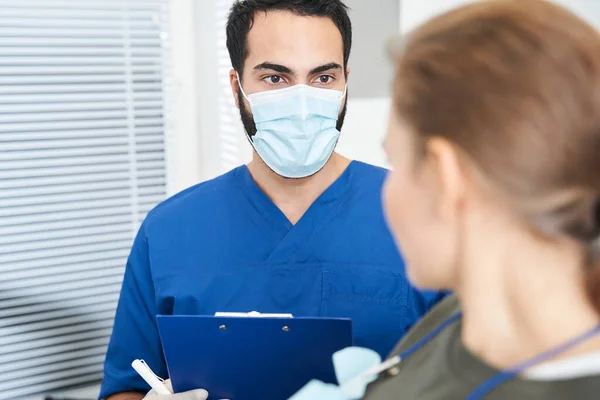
[389,294,461,357]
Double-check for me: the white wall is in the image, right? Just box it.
[324,0,600,170]
[337,0,466,169]
[400,0,600,33]
[165,0,203,195]
[552,0,600,29]
[337,98,391,168]
[338,0,481,169]
[333,0,400,169]
[400,0,474,33]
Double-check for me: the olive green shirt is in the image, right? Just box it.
[364,295,600,399]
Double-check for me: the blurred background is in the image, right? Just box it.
[1,0,599,399]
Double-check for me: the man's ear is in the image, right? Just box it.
[425,137,467,219]
[344,66,351,83]
[229,69,241,109]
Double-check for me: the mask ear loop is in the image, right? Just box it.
[236,71,251,102]
[235,71,259,146]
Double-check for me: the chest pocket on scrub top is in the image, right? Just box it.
[155,264,324,316]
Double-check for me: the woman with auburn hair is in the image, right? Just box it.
[368,0,600,398]
[291,0,600,399]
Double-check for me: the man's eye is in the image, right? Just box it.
[313,75,335,85]
[266,75,283,84]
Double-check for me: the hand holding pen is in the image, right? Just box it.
[132,360,209,400]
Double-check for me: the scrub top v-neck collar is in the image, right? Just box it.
[236,161,357,262]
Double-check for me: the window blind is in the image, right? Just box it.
[0,0,170,398]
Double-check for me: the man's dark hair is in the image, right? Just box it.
[226,0,352,76]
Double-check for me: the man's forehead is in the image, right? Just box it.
[245,10,344,70]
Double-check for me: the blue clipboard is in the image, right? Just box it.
[157,314,352,400]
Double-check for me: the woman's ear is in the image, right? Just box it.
[425,137,467,219]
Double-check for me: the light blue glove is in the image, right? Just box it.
[288,380,348,400]
[289,347,382,400]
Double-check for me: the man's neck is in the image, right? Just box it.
[457,229,600,370]
[247,152,351,225]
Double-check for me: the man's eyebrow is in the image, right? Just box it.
[253,62,294,75]
[309,62,343,76]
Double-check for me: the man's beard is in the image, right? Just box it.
[237,87,348,138]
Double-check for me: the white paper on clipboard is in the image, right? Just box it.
[214,311,293,318]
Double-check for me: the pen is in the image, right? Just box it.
[131,359,172,395]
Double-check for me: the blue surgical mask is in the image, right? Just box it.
[238,77,347,178]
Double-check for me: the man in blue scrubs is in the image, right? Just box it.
[100,1,444,399]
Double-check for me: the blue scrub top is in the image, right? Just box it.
[99,161,444,399]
